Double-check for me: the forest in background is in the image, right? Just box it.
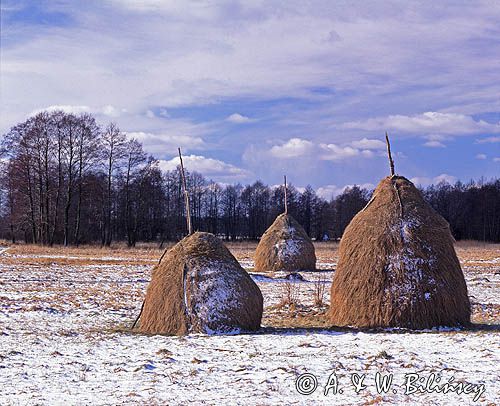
[1,111,499,245]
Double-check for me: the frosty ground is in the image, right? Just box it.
[0,242,498,405]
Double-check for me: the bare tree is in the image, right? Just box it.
[123,139,147,246]
[74,114,101,245]
[101,123,127,246]
[61,114,80,246]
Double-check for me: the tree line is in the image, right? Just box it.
[0,111,499,245]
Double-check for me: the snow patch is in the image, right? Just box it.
[275,239,300,260]
[187,259,246,335]
[385,216,438,304]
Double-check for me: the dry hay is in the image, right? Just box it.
[329,176,471,329]
[254,213,316,274]
[137,232,263,335]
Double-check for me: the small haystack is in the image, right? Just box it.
[328,175,471,329]
[254,213,316,273]
[137,231,263,335]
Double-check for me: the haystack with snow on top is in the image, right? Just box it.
[254,213,316,274]
[328,175,471,329]
[137,232,263,335]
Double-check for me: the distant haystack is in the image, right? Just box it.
[137,232,263,335]
[254,213,316,273]
[329,176,471,329]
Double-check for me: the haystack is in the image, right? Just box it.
[329,175,471,329]
[137,232,263,335]
[254,213,316,273]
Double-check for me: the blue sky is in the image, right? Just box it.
[1,0,499,198]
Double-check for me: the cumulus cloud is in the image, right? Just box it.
[4,1,500,133]
[225,113,254,124]
[349,138,386,150]
[434,174,458,185]
[126,131,205,153]
[3,1,500,185]
[267,137,384,162]
[269,138,314,158]
[316,183,374,200]
[476,153,487,160]
[269,138,385,161]
[410,174,457,187]
[476,136,500,144]
[271,183,306,193]
[423,140,446,148]
[343,112,500,136]
[30,104,126,118]
[158,154,251,181]
[319,143,360,161]
[30,105,91,116]
[102,105,123,117]
[422,133,451,148]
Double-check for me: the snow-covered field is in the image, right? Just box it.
[0,243,498,405]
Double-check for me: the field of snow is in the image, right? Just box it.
[0,242,498,405]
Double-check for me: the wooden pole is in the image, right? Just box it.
[385,132,395,176]
[178,148,193,235]
[284,175,288,214]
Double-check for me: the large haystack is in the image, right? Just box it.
[137,232,263,335]
[329,176,470,329]
[254,213,316,273]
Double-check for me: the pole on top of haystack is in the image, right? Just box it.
[385,132,395,177]
[178,147,193,235]
[284,175,288,214]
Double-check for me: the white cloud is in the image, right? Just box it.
[30,105,91,116]
[111,0,174,11]
[2,1,500,185]
[267,138,384,162]
[476,153,487,160]
[343,112,500,136]
[433,174,458,184]
[4,2,500,136]
[270,138,314,158]
[226,113,253,124]
[158,154,251,181]
[494,157,500,162]
[271,184,306,193]
[316,185,343,200]
[350,138,386,150]
[25,105,210,158]
[423,140,446,148]
[126,131,205,154]
[110,0,217,17]
[102,105,123,117]
[317,183,374,200]
[422,133,451,148]
[361,149,374,157]
[410,174,457,187]
[476,136,500,144]
[30,104,125,118]
[319,143,360,161]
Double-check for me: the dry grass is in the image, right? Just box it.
[0,239,339,260]
[312,273,328,307]
[0,238,498,330]
[0,241,163,266]
[262,308,330,329]
[276,280,302,310]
